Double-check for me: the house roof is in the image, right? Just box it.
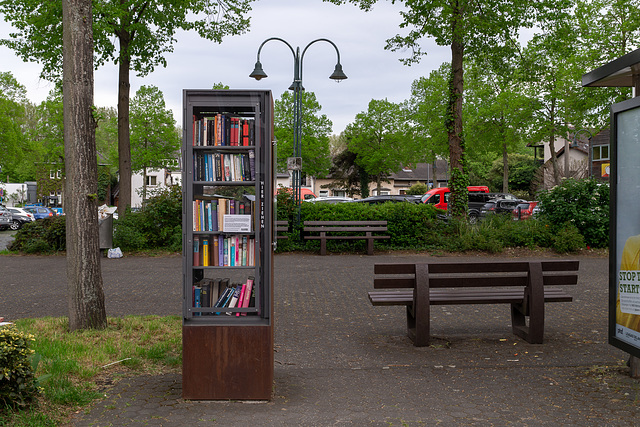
[390,160,448,182]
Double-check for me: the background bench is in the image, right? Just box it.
[303,220,389,255]
[369,260,579,346]
[276,220,289,240]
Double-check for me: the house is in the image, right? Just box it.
[276,160,449,199]
[589,128,610,182]
[130,166,182,208]
[538,133,590,189]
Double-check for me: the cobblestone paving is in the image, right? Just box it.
[1,249,638,426]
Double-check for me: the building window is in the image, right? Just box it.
[146,176,157,186]
[319,190,329,197]
[57,170,62,179]
[50,170,56,179]
[593,145,609,161]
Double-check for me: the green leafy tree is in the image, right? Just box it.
[327,147,371,198]
[405,63,450,170]
[327,0,569,218]
[0,72,27,182]
[464,55,535,193]
[344,98,410,195]
[130,85,180,203]
[274,91,333,178]
[486,153,540,196]
[1,0,254,218]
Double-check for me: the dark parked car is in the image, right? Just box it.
[25,206,57,220]
[468,192,520,222]
[512,201,539,221]
[6,207,35,230]
[480,198,523,218]
[353,195,422,204]
[0,206,13,230]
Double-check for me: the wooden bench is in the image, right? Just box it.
[369,260,579,346]
[276,220,289,240]
[303,220,389,255]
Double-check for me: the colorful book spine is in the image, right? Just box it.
[202,238,209,267]
[193,236,200,267]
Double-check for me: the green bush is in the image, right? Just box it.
[8,216,66,254]
[551,223,585,253]
[0,325,40,409]
[113,186,182,252]
[537,178,608,248]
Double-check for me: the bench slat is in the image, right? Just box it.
[303,226,388,232]
[374,274,577,289]
[306,235,390,240]
[304,221,387,226]
[368,288,573,306]
[374,260,578,274]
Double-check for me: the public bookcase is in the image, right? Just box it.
[181,89,275,399]
[609,95,640,359]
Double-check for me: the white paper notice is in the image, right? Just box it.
[619,270,640,315]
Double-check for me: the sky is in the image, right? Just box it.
[0,0,451,135]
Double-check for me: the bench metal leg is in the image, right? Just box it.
[366,232,374,255]
[511,261,544,344]
[319,232,327,255]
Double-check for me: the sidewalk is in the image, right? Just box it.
[1,251,638,425]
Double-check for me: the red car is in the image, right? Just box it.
[512,201,539,221]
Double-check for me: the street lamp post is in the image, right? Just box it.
[249,37,347,225]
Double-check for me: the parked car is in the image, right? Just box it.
[276,187,317,200]
[421,186,490,210]
[468,192,520,222]
[353,195,422,204]
[0,206,13,230]
[6,207,35,230]
[25,206,57,220]
[512,201,539,221]
[305,196,353,204]
[480,198,523,218]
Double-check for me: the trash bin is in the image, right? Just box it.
[99,214,113,250]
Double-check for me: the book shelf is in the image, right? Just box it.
[181,90,274,400]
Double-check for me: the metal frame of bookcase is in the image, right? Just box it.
[181,89,275,400]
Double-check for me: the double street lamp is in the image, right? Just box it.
[249,37,347,224]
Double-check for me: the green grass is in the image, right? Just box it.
[0,315,182,426]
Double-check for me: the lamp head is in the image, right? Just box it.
[249,61,268,80]
[329,63,347,81]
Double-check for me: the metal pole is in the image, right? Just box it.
[249,38,347,229]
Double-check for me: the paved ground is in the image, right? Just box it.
[1,239,638,425]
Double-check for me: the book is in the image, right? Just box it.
[211,278,222,305]
[193,236,200,267]
[226,284,242,315]
[201,281,211,309]
[212,236,219,266]
[240,276,254,316]
[202,238,209,267]
[218,235,224,266]
[248,150,255,181]
[193,285,202,316]
[235,283,247,317]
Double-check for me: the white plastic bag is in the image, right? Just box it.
[107,247,123,258]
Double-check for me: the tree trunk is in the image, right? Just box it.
[117,37,132,218]
[548,99,561,186]
[502,141,509,193]
[447,2,466,217]
[62,0,107,331]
